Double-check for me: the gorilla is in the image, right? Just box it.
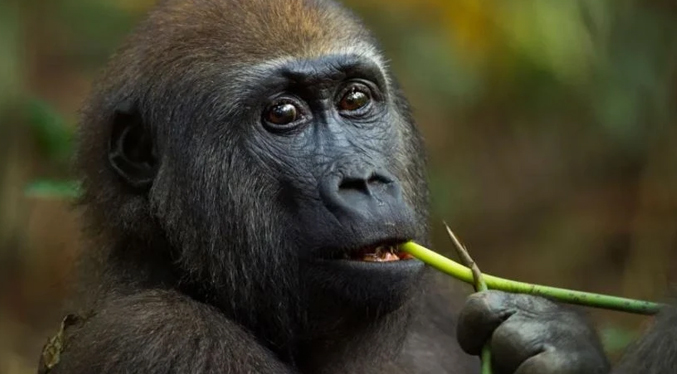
[43,0,626,373]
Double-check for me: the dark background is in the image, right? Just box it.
[1,0,676,372]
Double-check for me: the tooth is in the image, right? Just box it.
[383,252,398,261]
[366,254,383,262]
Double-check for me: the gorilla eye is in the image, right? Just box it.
[265,102,299,126]
[338,85,371,113]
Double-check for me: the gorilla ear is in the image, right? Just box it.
[108,102,158,190]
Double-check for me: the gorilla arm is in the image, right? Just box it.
[49,290,295,374]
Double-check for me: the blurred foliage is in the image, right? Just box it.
[26,99,73,164]
[600,325,641,354]
[1,0,676,373]
[24,181,80,200]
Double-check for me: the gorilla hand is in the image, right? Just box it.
[457,290,610,374]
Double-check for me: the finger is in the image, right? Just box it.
[457,291,515,355]
[492,319,610,374]
[489,314,550,374]
[514,350,609,374]
[457,291,559,355]
[514,351,578,374]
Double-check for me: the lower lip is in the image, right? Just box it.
[316,257,424,271]
[306,255,426,309]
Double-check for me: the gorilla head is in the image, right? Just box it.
[75,0,429,362]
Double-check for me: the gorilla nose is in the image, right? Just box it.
[320,168,406,222]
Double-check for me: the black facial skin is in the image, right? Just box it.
[42,1,620,374]
[239,55,425,311]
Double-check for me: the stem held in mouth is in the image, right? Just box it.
[400,241,664,316]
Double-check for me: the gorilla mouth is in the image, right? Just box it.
[348,242,414,262]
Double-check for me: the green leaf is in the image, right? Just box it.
[25,180,81,199]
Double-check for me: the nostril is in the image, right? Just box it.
[337,172,393,197]
[367,173,391,186]
[338,178,367,192]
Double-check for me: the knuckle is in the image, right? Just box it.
[459,291,511,330]
[493,317,549,351]
[463,292,490,312]
[513,294,559,313]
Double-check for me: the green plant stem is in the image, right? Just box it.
[480,348,492,374]
[443,225,493,374]
[401,241,663,315]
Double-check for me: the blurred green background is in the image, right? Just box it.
[1,0,676,372]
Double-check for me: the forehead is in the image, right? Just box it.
[243,45,387,79]
[149,0,373,63]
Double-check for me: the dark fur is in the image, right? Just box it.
[613,304,677,374]
[51,0,478,373]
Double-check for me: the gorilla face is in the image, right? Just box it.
[143,53,426,309]
[249,54,428,309]
[84,0,430,349]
